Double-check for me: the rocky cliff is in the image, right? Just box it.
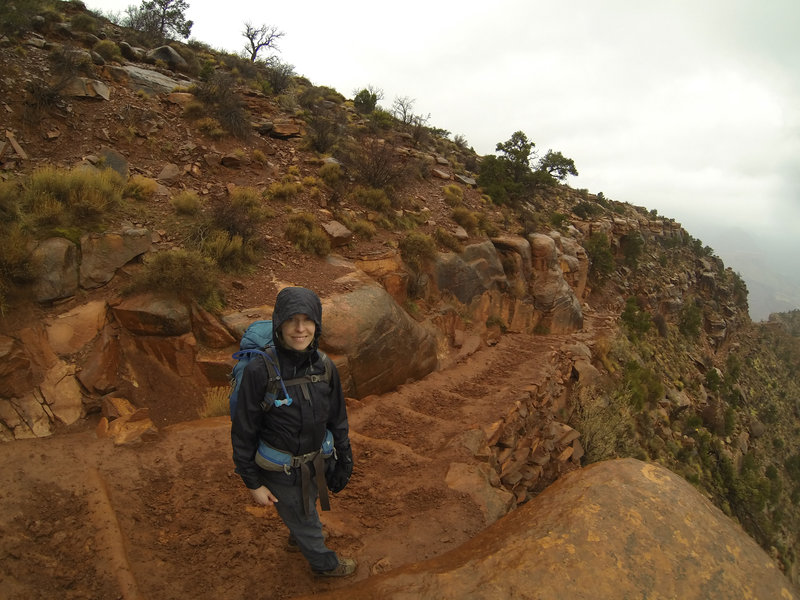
[0,3,797,598]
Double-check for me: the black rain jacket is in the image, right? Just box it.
[231,287,350,489]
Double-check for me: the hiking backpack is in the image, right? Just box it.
[229,319,332,419]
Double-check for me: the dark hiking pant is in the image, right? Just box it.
[267,478,338,572]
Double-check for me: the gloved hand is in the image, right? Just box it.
[326,444,353,493]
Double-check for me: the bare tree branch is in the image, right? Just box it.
[242,22,285,63]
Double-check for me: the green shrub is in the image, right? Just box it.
[584,232,615,284]
[171,190,202,215]
[192,73,251,139]
[351,219,376,240]
[367,108,395,131]
[127,248,222,309]
[434,227,463,253]
[123,175,159,201]
[182,101,206,119]
[451,207,478,234]
[339,137,409,189]
[572,201,602,219]
[199,386,229,418]
[268,181,302,201]
[621,232,644,268]
[24,166,124,228]
[352,186,391,213]
[285,213,330,256]
[319,162,342,188]
[353,88,379,114]
[621,296,651,340]
[306,110,343,153]
[201,229,257,272]
[550,212,568,228]
[93,40,122,62]
[0,222,38,310]
[195,116,224,139]
[679,302,703,339]
[70,12,96,33]
[623,360,664,410]
[442,184,463,206]
[264,61,295,94]
[213,186,269,240]
[399,231,436,272]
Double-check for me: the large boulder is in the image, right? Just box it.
[301,459,797,600]
[145,45,187,70]
[321,276,438,398]
[79,228,151,289]
[529,233,583,333]
[112,294,191,337]
[31,237,79,302]
[0,335,33,399]
[434,240,507,304]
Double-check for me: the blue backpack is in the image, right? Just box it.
[229,319,332,419]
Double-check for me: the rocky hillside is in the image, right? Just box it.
[2,1,800,596]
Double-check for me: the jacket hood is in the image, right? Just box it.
[272,286,322,356]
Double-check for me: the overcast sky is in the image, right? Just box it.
[88,0,800,319]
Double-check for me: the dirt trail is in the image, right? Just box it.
[0,313,613,600]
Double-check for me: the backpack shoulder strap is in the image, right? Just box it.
[260,346,281,412]
[317,350,332,385]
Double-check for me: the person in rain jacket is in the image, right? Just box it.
[231,286,356,577]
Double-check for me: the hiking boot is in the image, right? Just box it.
[313,557,357,577]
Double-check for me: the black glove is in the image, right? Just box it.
[326,444,353,493]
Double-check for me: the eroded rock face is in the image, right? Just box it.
[321,276,438,397]
[301,459,797,600]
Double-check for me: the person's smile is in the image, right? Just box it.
[280,314,316,351]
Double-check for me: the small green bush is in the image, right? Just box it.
[319,162,342,188]
[195,116,224,139]
[351,219,376,240]
[442,184,463,207]
[451,207,478,234]
[352,186,391,213]
[123,175,159,201]
[171,190,202,215]
[24,166,124,228]
[93,40,122,62]
[202,229,257,272]
[285,213,330,256]
[268,181,302,201]
[572,201,602,219]
[353,88,379,114]
[623,360,664,410]
[199,386,229,418]
[434,227,463,253]
[127,248,222,309]
[399,231,436,272]
[679,302,703,339]
[182,101,206,119]
[584,232,615,284]
[621,296,651,340]
[367,108,395,131]
[70,12,96,33]
[550,212,568,228]
[213,186,269,240]
[621,232,644,268]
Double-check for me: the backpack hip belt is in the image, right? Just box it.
[254,429,335,474]
[255,430,335,515]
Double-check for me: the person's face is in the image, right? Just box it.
[280,313,316,351]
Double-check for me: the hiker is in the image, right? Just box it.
[231,286,356,577]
